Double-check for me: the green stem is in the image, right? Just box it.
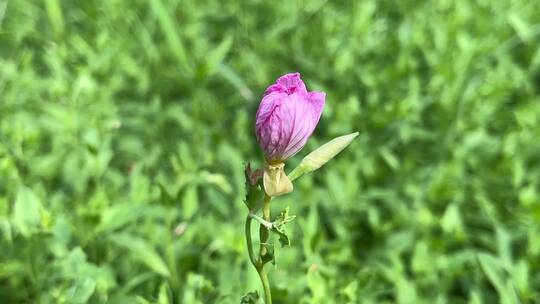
[259,194,271,256]
[245,215,259,267]
[244,194,273,304]
[246,212,272,304]
[258,194,272,304]
[257,265,272,304]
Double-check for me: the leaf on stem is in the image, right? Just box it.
[271,207,296,247]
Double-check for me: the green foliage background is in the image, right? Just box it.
[1,0,540,303]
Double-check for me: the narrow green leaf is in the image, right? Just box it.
[289,132,359,181]
[44,0,64,36]
[205,36,233,75]
[200,171,232,194]
[478,253,519,304]
[217,64,254,100]
[157,282,172,304]
[150,0,190,72]
[96,203,146,234]
[110,234,171,278]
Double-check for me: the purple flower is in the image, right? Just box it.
[255,73,326,163]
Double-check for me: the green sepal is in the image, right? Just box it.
[243,163,263,212]
[240,291,260,303]
[288,132,359,181]
[263,162,293,197]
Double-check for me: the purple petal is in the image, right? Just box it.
[307,91,326,119]
[256,92,286,160]
[281,92,325,159]
[264,72,307,96]
[255,73,326,161]
[255,92,286,129]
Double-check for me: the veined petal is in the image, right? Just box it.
[255,73,326,161]
[255,92,287,128]
[308,91,326,119]
[255,92,288,161]
[264,72,307,96]
[281,92,325,159]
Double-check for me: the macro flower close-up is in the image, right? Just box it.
[2,1,539,303]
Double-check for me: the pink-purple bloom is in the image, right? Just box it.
[255,73,325,163]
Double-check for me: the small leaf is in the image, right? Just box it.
[96,202,148,234]
[200,171,232,194]
[240,291,260,304]
[182,185,199,219]
[273,207,296,227]
[12,187,42,237]
[271,207,296,247]
[67,277,96,304]
[441,203,463,234]
[260,242,275,265]
[276,232,290,248]
[289,132,359,181]
[244,163,263,211]
[110,234,171,277]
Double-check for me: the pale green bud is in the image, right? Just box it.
[288,132,359,181]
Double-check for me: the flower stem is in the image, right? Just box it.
[259,194,272,257]
[258,194,272,304]
[245,215,258,267]
[257,265,272,304]
[245,194,273,304]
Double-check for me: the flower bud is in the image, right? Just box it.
[255,73,325,163]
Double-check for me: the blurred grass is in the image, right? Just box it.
[1,0,540,303]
